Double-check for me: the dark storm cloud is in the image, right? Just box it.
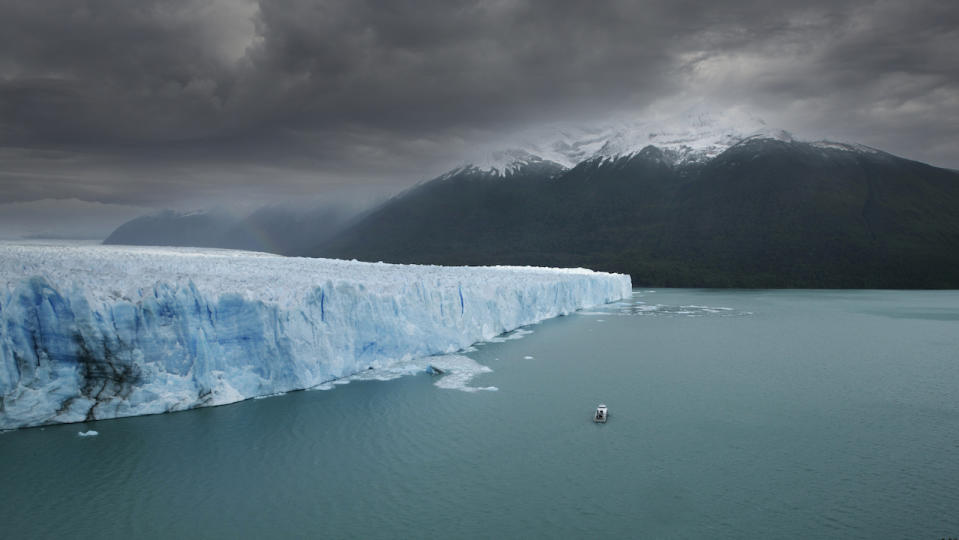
[1,0,957,210]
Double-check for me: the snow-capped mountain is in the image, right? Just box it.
[323,124,959,289]
[450,149,567,178]
[465,109,796,170]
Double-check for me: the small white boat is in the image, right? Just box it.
[594,403,608,423]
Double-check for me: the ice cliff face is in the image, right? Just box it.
[0,244,630,429]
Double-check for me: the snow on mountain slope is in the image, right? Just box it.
[471,108,797,169]
[452,109,880,182]
[808,141,883,155]
[533,110,783,166]
[0,243,630,429]
[451,149,567,178]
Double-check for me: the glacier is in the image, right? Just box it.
[0,243,630,430]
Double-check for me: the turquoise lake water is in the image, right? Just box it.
[2,289,958,539]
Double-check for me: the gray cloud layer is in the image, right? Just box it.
[1,0,957,212]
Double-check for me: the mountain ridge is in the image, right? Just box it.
[102,126,959,288]
[316,136,959,288]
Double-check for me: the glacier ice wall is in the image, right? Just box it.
[0,244,630,429]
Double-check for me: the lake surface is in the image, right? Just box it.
[2,289,958,539]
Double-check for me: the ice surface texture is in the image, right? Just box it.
[0,244,630,429]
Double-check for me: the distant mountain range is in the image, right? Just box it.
[105,117,959,288]
[104,203,359,256]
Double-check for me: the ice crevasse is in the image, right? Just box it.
[0,244,630,429]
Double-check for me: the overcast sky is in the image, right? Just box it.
[1,0,957,237]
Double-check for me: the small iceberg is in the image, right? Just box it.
[425,364,445,375]
[77,430,99,437]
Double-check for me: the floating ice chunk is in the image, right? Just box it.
[506,329,533,340]
[487,328,534,343]
[253,392,286,400]
[618,301,750,318]
[683,305,734,311]
[428,355,497,392]
[77,430,98,437]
